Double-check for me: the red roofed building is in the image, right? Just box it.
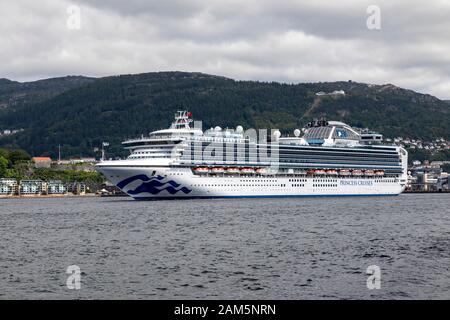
[32,157,52,168]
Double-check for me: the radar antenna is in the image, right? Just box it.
[171,110,193,129]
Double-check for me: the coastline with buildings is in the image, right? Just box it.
[0,177,125,198]
[1,115,449,199]
[406,160,450,192]
[1,142,449,198]
[0,149,108,198]
[0,178,88,198]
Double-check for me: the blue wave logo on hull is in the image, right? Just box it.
[117,174,191,195]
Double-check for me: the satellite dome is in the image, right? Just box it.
[236,125,244,133]
[294,129,301,137]
[214,126,222,132]
[272,130,281,141]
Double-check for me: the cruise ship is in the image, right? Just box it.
[95,111,408,199]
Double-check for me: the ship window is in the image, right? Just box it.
[304,127,332,139]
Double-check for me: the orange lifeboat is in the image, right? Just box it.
[193,167,209,174]
[339,169,351,176]
[314,169,326,175]
[307,169,315,176]
[326,169,338,175]
[255,168,267,175]
[211,167,225,174]
[226,167,240,174]
[375,170,385,176]
[352,169,363,176]
[240,167,255,174]
[364,170,375,176]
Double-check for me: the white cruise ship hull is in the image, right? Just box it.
[95,111,408,200]
[96,165,405,200]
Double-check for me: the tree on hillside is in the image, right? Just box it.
[0,156,8,177]
[0,148,9,159]
[7,149,31,165]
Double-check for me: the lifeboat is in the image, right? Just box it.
[307,169,315,176]
[339,169,351,176]
[352,169,363,176]
[364,170,375,176]
[240,167,255,174]
[193,167,209,174]
[326,169,338,175]
[211,167,225,174]
[255,168,267,175]
[314,169,326,175]
[226,167,240,174]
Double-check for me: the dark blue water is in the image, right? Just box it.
[0,194,449,299]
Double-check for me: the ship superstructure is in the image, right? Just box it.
[96,111,407,199]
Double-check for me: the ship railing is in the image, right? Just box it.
[122,135,183,143]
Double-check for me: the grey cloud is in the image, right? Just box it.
[1,0,450,99]
[75,0,204,17]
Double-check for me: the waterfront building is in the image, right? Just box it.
[46,180,67,194]
[408,165,449,192]
[67,182,86,195]
[0,178,18,195]
[19,180,44,195]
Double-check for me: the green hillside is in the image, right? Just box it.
[0,72,448,158]
[0,76,95,110]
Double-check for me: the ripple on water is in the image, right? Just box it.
[0,194,449,299]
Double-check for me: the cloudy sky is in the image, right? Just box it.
[1,0,450,98]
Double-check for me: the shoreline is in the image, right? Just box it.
[0,193,98,199]
[2,192,449,199]
[403,190,450,194]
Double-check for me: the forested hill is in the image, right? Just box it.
[0,76,95,110]
[0,71,448,158]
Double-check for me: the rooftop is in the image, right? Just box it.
[32,157,52,161]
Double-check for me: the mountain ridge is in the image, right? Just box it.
[0,71,448,157]
[0,75,95,110]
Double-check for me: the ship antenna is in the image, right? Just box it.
[171,110,193,129]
